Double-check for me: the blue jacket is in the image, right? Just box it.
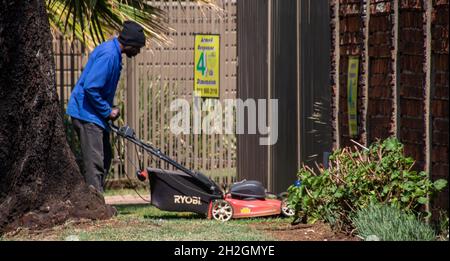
[67,37,122,129]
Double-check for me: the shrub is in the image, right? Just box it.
[287,137,448,231]
[352,203,436,241]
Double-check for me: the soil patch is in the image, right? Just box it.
[250,221,360,241]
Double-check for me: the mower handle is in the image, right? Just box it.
[109,122,194,175]
[109,122,220,194]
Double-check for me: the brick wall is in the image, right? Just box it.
[367,0,396,143]
[331,0,449,212]
[431,0,449,213]
[338,0,367,148]
[399,0,426,171]
[331,1,338,148]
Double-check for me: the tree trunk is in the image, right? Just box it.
[0,0,114,234]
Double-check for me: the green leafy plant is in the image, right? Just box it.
[352,203,436,241]
[288,137,448,231]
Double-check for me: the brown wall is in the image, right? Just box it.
[398,1,427,171]
[336,0,367,148]
[237,0,332,193]
[431,0,449,213]
[270,0,300,193]
[331,0,449,212]
[367,0,395,143]
[237,0,270,186]
[300,0,333,167]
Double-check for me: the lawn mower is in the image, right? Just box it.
[110,123,295,221]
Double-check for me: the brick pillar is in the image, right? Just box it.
[430,0,449,213]
[367,0,396,143]
[398,0,426,171]
[338,0,367,148]
[331,0,339,149]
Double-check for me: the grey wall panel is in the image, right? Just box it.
[270,0,299,193]
[237,0,269,186]
[300,0,332,167]
[237,0,332,192]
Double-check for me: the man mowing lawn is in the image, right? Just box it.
[67,21,146,193]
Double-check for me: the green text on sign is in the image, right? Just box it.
[194,34,220,98]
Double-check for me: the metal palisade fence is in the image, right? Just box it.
[53,0,238,184]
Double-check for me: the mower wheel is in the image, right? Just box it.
[278,193,295,217]
[281,198,295,217]
[211,200,233,222]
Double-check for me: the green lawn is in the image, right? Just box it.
[3,204,291,241]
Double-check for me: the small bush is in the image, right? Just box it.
[287,137,448,231]
[352,203,436,241]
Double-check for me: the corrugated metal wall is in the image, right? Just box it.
[236,0,270,185]
[299,0,332,167]
[237,0,332,193]
[270,0,299,193]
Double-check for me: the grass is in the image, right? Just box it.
[352,204,436,241]
[3,204,290,241]
[3,181,293,241]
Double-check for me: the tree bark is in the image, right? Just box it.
[0,0,114,234]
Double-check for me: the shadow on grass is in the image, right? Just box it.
[114,203,205,220]
[142,214,204,220]
[114,204,150,215]
[114,203,291,223]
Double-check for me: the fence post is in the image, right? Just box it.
[424,0,433,219]
[393,0,400,139]
[333,0,340,149]
[126,57,137,179]
[363,0,370,146]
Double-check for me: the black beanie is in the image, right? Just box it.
[118,21,146,47]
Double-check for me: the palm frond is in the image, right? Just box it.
[46,0,222,50]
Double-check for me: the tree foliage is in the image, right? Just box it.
[46,0,221,49]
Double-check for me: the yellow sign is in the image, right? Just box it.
[347,56,359,138]
[194,34,220,98]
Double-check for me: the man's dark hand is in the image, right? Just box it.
[109,108,120,121]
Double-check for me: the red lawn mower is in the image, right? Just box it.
[110,124,295,221]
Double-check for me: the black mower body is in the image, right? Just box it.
[230,180,266,199]
[109,124,291,219]
[148,168,222,216]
